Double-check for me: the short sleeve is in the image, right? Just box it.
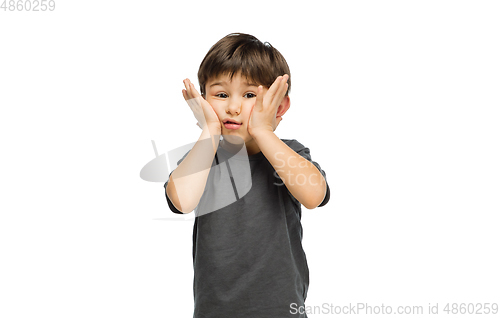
[163,150,191,214]
[283,139,330,207]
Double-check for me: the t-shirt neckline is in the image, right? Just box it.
[217,143,265,161]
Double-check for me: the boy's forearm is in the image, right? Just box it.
[166,125,221,213]
[251,130,327,209]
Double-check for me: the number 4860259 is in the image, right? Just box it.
[1,0,56,11]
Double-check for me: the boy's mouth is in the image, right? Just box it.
[223,118,242,130]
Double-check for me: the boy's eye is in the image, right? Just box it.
[215,93,256,98]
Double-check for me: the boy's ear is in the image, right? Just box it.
[276,95,291,117]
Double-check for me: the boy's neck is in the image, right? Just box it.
[220,136,261,156]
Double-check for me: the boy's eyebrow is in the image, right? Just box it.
[209,81,259,88]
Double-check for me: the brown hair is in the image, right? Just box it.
[198,33,291,98]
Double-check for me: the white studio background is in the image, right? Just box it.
[1,1,499,317]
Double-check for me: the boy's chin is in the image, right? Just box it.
[222,134,245,145]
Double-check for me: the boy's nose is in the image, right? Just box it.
[227,100,241,115]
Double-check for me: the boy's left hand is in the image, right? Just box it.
[248,74,289,136]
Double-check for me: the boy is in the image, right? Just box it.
[164,33,330,318]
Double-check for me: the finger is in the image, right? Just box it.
[189,82,202,98]
[281,74,289,92]
[254,85,264,111]
[185,80,205,102]
[278,82,289,101]
[277,74,288,97]
[184,79,194,100]
[185,94,199,111]
[184,80,202,108]
[188,82,208,109]
[268,75,289,107]
[272,76,288,107]
[267,76,283,99]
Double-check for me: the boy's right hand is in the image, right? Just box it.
[182,79,221,133]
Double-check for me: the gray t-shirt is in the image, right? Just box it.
[164,139,330,318]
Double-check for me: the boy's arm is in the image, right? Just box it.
[251,130,327,209]
[166,124,220,213]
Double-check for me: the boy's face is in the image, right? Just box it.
[204,71,270,151]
